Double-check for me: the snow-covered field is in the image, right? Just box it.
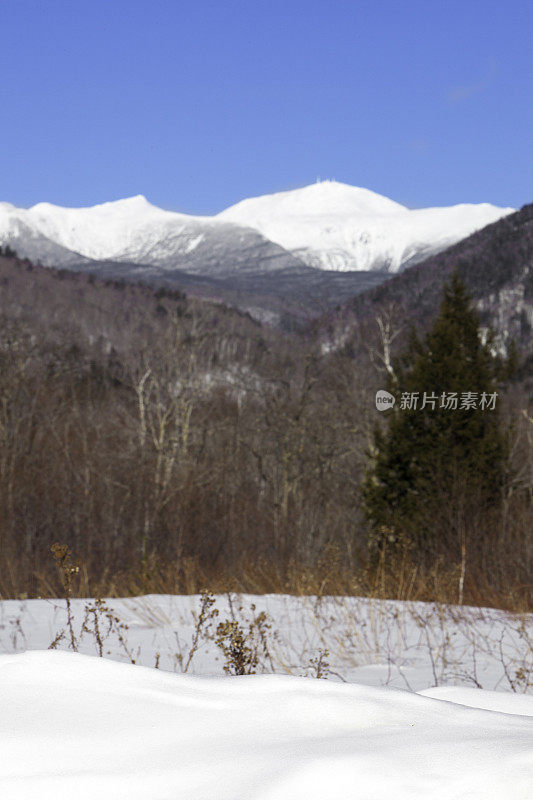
[1,594,531,798]
[2,593,531,691]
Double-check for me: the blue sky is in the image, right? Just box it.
[1,0,532,213]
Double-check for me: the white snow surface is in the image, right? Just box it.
[218,181,514,271]
[0,594,532,797]
[0,649,531,800]
[0,181,515,272]
[22,195,223,262]
[1,593,532,691]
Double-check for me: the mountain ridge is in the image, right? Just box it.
[0,182,513,276]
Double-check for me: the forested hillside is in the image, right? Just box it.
[318,203,533,385]
[0,250,530,608]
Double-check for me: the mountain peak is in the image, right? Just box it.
[29,194,154,216]
[218,180,407,221]
[216,181,514,272]
[104,194,151,209]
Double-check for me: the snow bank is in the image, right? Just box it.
[0,650,531,800]
[2,594,531,694]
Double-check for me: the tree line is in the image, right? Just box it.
[0,252,530,606]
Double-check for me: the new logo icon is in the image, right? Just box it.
[375,390,396,411]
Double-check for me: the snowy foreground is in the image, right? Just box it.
[0,594,531,798]
[0,651,532,800]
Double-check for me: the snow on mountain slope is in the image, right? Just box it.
[219,181,408,219]
[26,195,182,261]
[0,183,515,276]
[217,180,515,272]
[0,202,91,267]
[18,194,244,266]
[0,196,307,275]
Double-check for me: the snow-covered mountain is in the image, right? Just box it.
[0,201,91,267]
[217,181,515,271]
[0,196,308,276]
[0,182,514,277]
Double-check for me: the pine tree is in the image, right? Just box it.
[363,272,508,557]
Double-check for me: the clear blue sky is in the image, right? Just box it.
[1,0,532,214]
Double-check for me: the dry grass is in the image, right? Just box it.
[1,542,530,614]
[0,545,530,693]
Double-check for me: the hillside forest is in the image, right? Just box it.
[0,251,530,610]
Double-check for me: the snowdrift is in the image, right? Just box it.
[0,650,531,800]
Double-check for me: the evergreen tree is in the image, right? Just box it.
[0,244,17,258]
[363,272,508,557]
